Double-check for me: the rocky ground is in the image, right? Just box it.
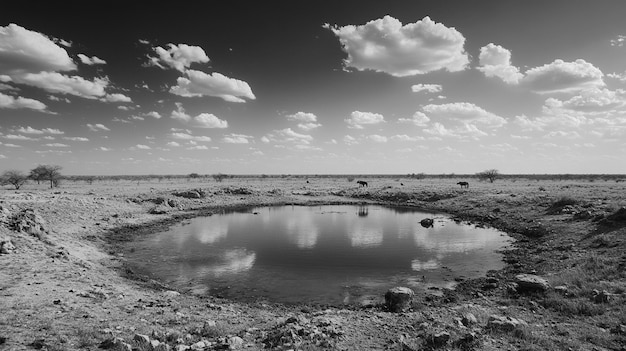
[0,177,625,351]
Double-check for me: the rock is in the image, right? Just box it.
[591,289,611,303]
[0,205,10,224]
[487,315,527,331]
[385,287,414,312]
[150,339,161,348]
[514,274,550,292]
[149,206,170,215]
[167,199,180,208]
[419,218,434,228]
[133,334,151,347]
[173,189,206,199]
[175,345,190,351]
[426,331,450,347]
[154,343,170,351]
[228,336,244,350]
[190,341,206,350]
[163,290,181,298]
[0,238,16,254]
[461,312,477,326]
[10,209,49,240]
[554,285,569,295]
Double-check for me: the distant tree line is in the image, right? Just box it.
[0,165,63,189]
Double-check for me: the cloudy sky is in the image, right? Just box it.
[1,1,625,175]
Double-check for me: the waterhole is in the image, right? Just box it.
[127,205,512,305]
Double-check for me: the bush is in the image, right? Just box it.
[1,170,28,189]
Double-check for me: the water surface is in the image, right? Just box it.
[127,205,511,305]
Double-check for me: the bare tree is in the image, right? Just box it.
[212,173,228,182]
[476,169,500,183]
[2,170,28,190]
[29,165,48,185]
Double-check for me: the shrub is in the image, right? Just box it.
[1,170,28,189]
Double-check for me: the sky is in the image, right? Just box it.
[1,1,626,175]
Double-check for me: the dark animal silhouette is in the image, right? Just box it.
[357,206,369,217]
[306,180,309,184]
[357,180,368,187]
[457,181,469,189]
[400,183,404,186]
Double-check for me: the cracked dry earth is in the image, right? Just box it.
[0,177,625,351]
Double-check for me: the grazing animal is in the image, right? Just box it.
[357,180,368,187]
[457,181,469,189]
[400,183,404,186]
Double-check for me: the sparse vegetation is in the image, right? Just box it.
[212,173,228,182]
[29,164,63,188]
[476,169,500,183]
[1,170,28,189]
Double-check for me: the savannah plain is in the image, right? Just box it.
[0,175,625,350]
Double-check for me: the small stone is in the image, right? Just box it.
[420,218,434,228]
[514,274,550,292]
[190,341,205,350]
[487,315,527,331]
[228,336,244,350]
[175,345,190,351]
[385,287,414,312]
[133,334,150,347]
[554,286,569,295]
[591,289,611,303]
[461,312,477,326]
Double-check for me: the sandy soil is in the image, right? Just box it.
[0,177,625,350]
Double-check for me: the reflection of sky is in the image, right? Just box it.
[129,205,512,304]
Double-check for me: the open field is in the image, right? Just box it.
[1,176,625,350]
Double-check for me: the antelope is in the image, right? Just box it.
[457,181,469,189]
[357,180,368,187]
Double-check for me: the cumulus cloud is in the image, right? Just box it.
[477,43,523,84]
[325,16,469,76]
[411,84,442,93]
[77,54,106,65]
[555,88,626,111]
[103,93,132,103]
[167,141,180,147]
[63,136,88,141]
[368,134,388,143]
[345,111,385,129]
[610,35,626,47]
[170,70,255,103]
[0,23,76,75]
[423,102,507,127]
[44,143,69,147]
[398,111,430,126]
[134,144,151,150]
[14,72,108,99]
[607,71,626,82]
[147,43,210,72]
[391,134,423,142]
[86,123,110,132]
[145,111,162,119]
[16,126,63,134]
[263,128,313,145]
[521,59,604,94]
[0,92,48,111]
[222,133,253,144]
[170,132,211,142]
[286,112,322,130]
[170,103,228,128]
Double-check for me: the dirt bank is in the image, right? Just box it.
[1,177,624,350]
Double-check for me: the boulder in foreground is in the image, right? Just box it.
[385,286,414,312]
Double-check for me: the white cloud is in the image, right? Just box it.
[343,135,358,145]
[0,23,76,75]
[145,111,162,119]
[0,92,48,111]
[264,128,313,145]
[297,122,321,131]
[44,143,69,147]
[391,134,423,142]
[411,84,442,93]
[16,126,63,134]
[63,136,88,141]
[3,134,36,141]
[194,113,228,128]
[345,111,385,129]
[103,93,132,103]
[287,112,318,123]
[169,70,255,103]
[77,54,106,65]
[477,43,523,84]
[0,83,17,91]
[557,88,626,111]
[14,72,108,99]
[148,43,209,72]
[398,111,430,126]
[368,134,388,143]
[170,132,211,142]
[222,133,253,144]
[48,95,71,103]
[325,16,469,76]
[423,122,459,137]
[522,59,605,94]
[0,154,6,158]
[170,103,227,128]
[86,123,110,132]
[167,141,180,147]
[610,35,626,47]
[187,145,209,150]
[423,102,507,128]
[135,144,151,150]
[544,131,581,139]
[607,71,626,82]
